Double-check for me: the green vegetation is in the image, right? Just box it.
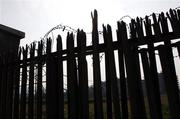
[62,95,170,119]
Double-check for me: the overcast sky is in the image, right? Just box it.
[0,0,179,45]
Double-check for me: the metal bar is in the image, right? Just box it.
[104,30,113,119]
[67,33,78,119]
[46,38,53,119]
[116,25,128,119]
[28,44,35,119]
[77,30,89,119]
[92,10,104,119]
[20,47,28,119]
[57,35,64,119]
[2,32,180,67]
[37,41,43,119]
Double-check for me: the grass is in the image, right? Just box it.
[24,95,170,118]
[62,95,170,119]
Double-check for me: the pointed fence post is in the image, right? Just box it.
[46,38,61,119]
[57,35,64,119]
[104,27,113,119]
[46,38,52,119]
[37,41,43,119]
[67,33,78,119]
[77,30,89,119]
[91,10,104,119]
[116,22,128,119]
[28,43,35,119]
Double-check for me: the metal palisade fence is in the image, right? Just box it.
[1,9,180,119]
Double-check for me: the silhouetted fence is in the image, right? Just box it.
[1,9,180,119]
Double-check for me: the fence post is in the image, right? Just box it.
[104,28,113,119]
[28,43,35,119]
[116,23,128,119]
[77,30,89,119]
[57,35,64,119]
[46,38,61,119]
[37,41,43,119]
[67,33,78,119]
[46,38,52,119]
[20,46,28,119]
[91,10,104,119]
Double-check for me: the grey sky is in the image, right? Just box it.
[1,0,179,45]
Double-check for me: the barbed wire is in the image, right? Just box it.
[42,6,180,41]
[27,6,180,63]
[119,15,132,21]
[36,6,180,54]
[41,6,180,66]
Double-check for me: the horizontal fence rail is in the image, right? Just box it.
[2,32,180,67]
[0,8,180,119]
